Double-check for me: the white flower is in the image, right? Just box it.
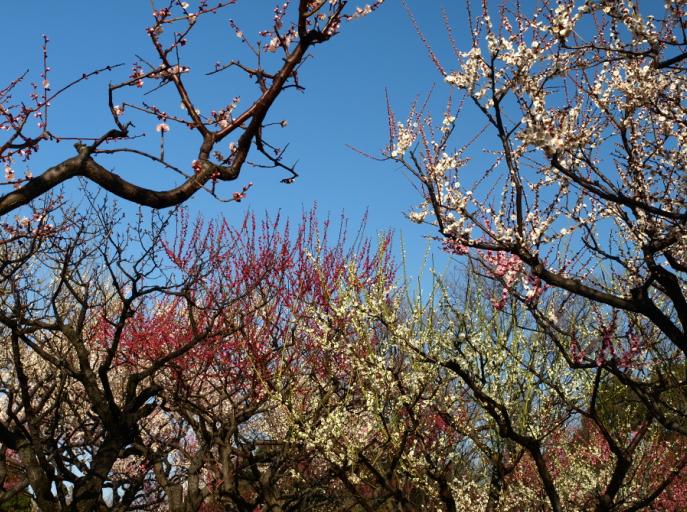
[265,36,280,52]
[445,74,460,85]
[155,122,170,133]
[391,123,416,157]
[408,211,428,223]
[441,114,456,133]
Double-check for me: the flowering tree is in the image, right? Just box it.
[509,418,687,511]
[391,0,686,347]
[260,260,687,511]
[0,200,394,511]
[270,270,460,511]
[0,201,250,511]
[389,0,686,450]
[0,0,383,216]
[438,273,687,511]
[385,1,687,509]
[134,210,394,511]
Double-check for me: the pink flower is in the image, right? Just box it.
[442,239,469,255]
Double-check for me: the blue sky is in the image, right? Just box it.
[6,1,475,279]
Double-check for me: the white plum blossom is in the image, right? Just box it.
[408,210,428,223]
[390,122,416,158]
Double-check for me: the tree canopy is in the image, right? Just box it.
[0,1,686,511]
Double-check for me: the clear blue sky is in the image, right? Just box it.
[6,1,475,279]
